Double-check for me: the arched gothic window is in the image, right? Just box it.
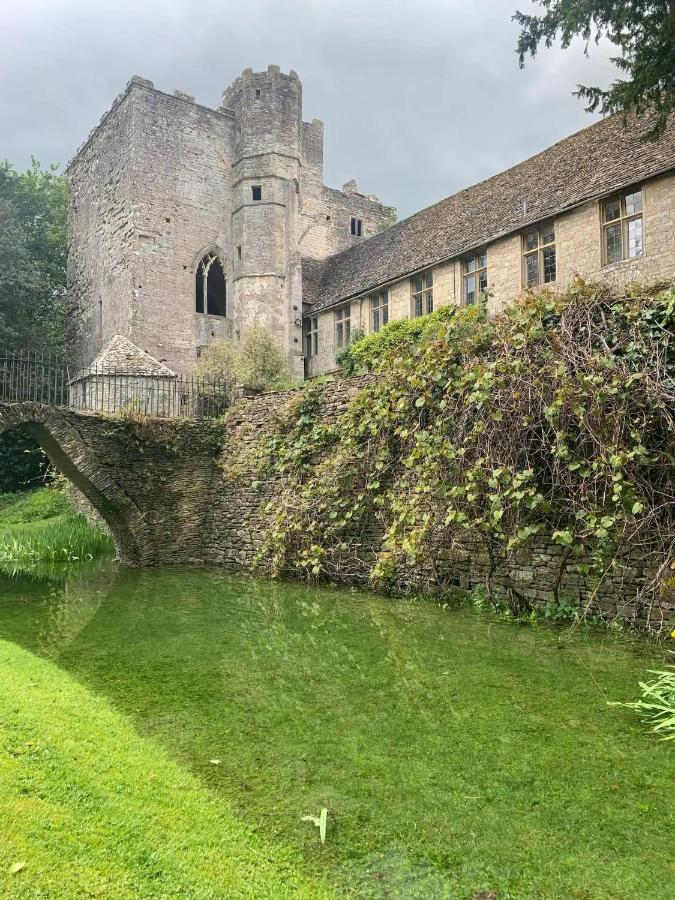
[196,252,226,317]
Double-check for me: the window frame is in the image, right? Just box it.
[350,217,363,237]
[251,185,262,202]
[334,304,351,349]
[370,290,389,333]
[601,188,644,266]
[304,316,319,359]
[195,252,227,317]
[461,252,488,306]
[522,222,556,288]
[411,270,434,318]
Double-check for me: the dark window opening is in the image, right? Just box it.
[252,185,262,201]
[351,217,363,237]
[196,252,227,317]
[255,88,261,99]
[237,245,242,260]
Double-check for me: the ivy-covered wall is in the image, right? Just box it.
[210,283,675,633]
[206,377,674,631]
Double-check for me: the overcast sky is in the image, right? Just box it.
[1,0,618,218]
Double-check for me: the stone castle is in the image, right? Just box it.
[68,66,675,380]
[67,66,395,379]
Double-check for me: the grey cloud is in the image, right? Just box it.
[0,0,618,217]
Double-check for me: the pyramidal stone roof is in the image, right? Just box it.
[74,336,176,378]
[303,111,675,313]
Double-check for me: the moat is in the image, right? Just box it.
[0,562,672,898]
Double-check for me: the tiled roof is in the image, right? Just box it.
[73,336,177,379]
[303,111,675,313]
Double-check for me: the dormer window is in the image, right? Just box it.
[351,217,363,237]
[252,185,262,201]
[196,252,226,317]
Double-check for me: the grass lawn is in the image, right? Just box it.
[0,639,334,899]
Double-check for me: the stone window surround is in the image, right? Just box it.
[370,290,389,333]
[601,185,644,266]
[462,252,488,306]
[334,304,351,348]
[411,270,434,318]
[195,251,227,318]
[304,315,319,358]
[522,221,556,288]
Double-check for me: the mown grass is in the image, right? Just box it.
[0,489,114,564]
[0,639,334,899]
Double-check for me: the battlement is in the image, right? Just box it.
[221,64,301,109]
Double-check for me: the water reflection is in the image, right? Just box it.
[0,564,671,899]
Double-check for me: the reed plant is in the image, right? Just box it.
[0,489,114,564]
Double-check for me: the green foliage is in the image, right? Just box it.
[257,280,675,624]
[0,159,68,351]
[195,326,292,392]
[0,487,69,525]
[0,430,49,492]
[335,305,477,375]
[611,660,675,740]
[514,1,675,140]
[0,159,68,488]
[0,488,114,565]
[0,518,114,565]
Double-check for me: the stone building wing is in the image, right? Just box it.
[303,111,675,312]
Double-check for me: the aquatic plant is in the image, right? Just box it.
[0,489,114,566]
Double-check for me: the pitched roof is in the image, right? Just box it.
[73,336,177,379]
[303,111,675,313]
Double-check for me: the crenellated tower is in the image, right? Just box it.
[223,65,305,379]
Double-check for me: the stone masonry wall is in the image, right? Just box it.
[206,378,675,630]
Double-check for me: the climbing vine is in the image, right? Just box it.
[257,280,675,621]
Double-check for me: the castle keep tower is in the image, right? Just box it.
[66,66,396,376]
[224,67,305,379]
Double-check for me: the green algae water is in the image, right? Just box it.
[0,563,673,899]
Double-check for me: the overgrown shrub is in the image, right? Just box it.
[335,305,469,374]
[256,280,675,623]
[195,326,292,392]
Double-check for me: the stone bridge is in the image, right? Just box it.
[0,402,221,565]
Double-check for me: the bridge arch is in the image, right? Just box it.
[0,402,150,564]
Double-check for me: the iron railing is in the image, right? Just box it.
[0,351,230,419]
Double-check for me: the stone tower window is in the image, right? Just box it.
[196,253,227,317]
[252,185,262,201]
[351,217,363,237]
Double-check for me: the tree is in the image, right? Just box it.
[0,159,68,351]
[194,326,291,393]
[514,1,675,139]
[0,159,67,492]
